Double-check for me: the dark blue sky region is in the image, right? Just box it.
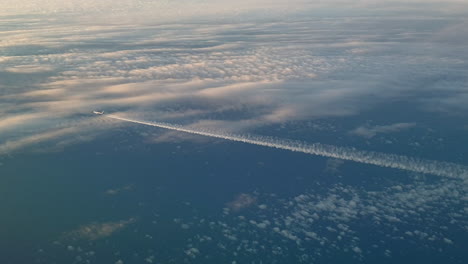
[0,1,467,264]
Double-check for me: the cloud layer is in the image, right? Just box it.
[0,3,467,157]
[2,4,467,264]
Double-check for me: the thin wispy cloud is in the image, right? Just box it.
[350,123,416,138]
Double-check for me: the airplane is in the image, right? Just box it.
[93,110,104,115]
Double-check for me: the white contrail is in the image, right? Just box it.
[106,114,468,180]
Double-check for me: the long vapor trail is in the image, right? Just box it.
[106,114,468,180]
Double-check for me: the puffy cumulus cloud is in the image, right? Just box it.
[226,193,257,212]
[34,170,468,263]
[185,176,468,262]
[350,123,416,138]
[46,171,467,263]
[64,218,136,241]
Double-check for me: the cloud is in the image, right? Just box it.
[350,123,416,138]
[104,185,134,196]
[15,88,65,97]
[4,65,54,73]
[64,218,136,240]
[324,158,345,174]
[198,174,468,261]
[37,168,468,263]
[226,193,257,212]
[2,3,467,264]
[1,5,467,153]
[150,129,214,144]
[0,112,46,132]
[0,126,78,155]
[0,117,122,155]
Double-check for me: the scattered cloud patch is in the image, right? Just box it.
[350,123,416,139]
[324,158,345,175]
[226,193,257,212]
[104,185,134,196]
[65,218,136,241]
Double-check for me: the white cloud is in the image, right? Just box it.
[4,65,54,73]
[226,193,257,211]
[104,185,134,195]
[189,174,468,261]
[64,218,136,240]
[1,5,466,154]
